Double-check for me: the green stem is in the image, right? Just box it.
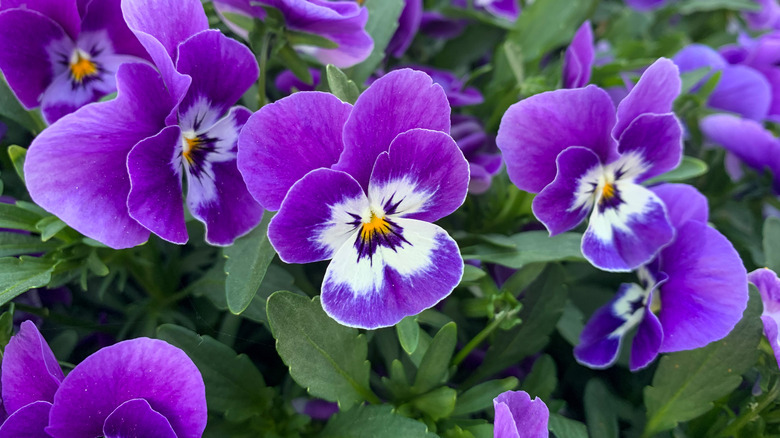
[451,311,511,367]
[257,32,273,109]
[718,379,780,438]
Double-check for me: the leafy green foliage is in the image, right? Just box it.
[320,405,438,438]
[584,379,619,438]
[397,315,420,355]
[326,65,360,104]
[460,232,584,269]
[0,256,57,306]
[223,213,276,314]
[645,156,709,185]
[764,217,780,273]
[0,74,42,134]
[348,0,404,84]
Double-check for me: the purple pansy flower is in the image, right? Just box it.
[744,0,780,30]
[748,268,780,368]
[420,11,468,40]
[451,114,502,194]
[214,0,373,68]
[0,321,206,437]
[0,0,149,124]
[24,0,263,249]
[388,0,423,58]
[497,58,682,272]
[718,32,780,122]
[562,20,594,89]
[575,184,749,370]
[238,69,469,329]
[275,68,321,94]
[624,0,669,10]
[453,0,521,21]
[493,390,549,438]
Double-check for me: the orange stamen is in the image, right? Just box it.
[69,51,98,83]
[601,182,615,200]
[360,213,390,241]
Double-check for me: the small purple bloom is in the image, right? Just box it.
[497,58,683,272]
[624,0,669,11]
[748,268,780,368]
[451,114,502,194]
[24,0,263,249]
[744,0,780,30]
[214,0,373,68]
[387,0,423,58]
[238,69,469,329]
[562,21,594,89]
[718,32,780,121]
[575,184,749,370]
[292,398,339,420]
[275,68,321,94]
[493,390,549,438]
[0,0,149,124]
[420,11,467,39]
[392,66,483,107]
[455,0,521,21]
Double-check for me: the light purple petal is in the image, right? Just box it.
[321,218,462,329]
[749,268,780,368]
[176,30,258,118]
[367,129,469,223]
[709,66,771,121]
[0,9,70,110]
[629,306,662,371]
[1,321,63,414]
[482,0,521,21]
[0,0,81,40]
[103,399,177,438]
[533,146,601,236]
[672,44,727,73]
[335,68,451,190]
[387,0,423,57]
[46,338,206,438]
[563,20,594,89]
[468,163,492,195]
[269,168,368,264]
[658,221,748,352]
[496,85,619,193]
[745,0,780,29]
[493,391,549,438]
[0,401,51,438]
[24,63,174,249]
[650,183,708,229]
[616,113,682,182]
[614,58,681,140]
[127,125,188,245]
[700,114,780,177]
[79,0,149,60]
[238,91,352,211]
[120,0,208,61]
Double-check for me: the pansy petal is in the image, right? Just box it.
[533,146,601,236]
[650,183,708,229]
[708,65,771,121]
[563,20,594,89]
[238,92,352,211]
[103,399,177,438]
[616,113,682,182]
[2,321,63,413]
[582,183,674,271]
[24,63,174,249]
[321,218,462,329]
[127,125,187,245]
[482,0,521,21]
[120,0,207,61]
[46,338,206,438]
[0,10,70,110]
[367,129,469,223]
[335,69,451,190]
[700,114,780,176]
[493,402,521,438]
[269,168,368,264]
[79,0,149,59]
[387,0,422,57]
[176,30,258,117]
[0,401,51,438]
[614,58,681,139]
[748,269,780,367]
[658,221,748,352]
[496,85,618,193]
[0,0,80,40]
[629,306,662,371]
[672,44,728,73]
[493,391,549,438]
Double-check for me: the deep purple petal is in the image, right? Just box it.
[269,168,368,264]
[533,146,601,236]
[748,269,780,368]
[387,0,422,57]
[120,0,208,61]
[321,218,462,329]
[482,0,521,21]
[237,91,352,211]
[629,306,662,371]
[563,20,594,89]
[624,0,668,11]
[614,58,681,139]
[616,113,682,182]
[0,0,81,40]
[700,114,780,177]
[46,338,206,438]
[407,65,483,107]
[1,321,63,414]
[650,183,708,229]
[0,10,70,110]
[103,399,177,438]
[367,129,469,223]
[176,30,258,117]
[493,391,549,438]
[709,66,771,121]
[0,401,51,438]
[658,221,749,352]
[335,68,451,190]
[419,11,466,39]
[24,63,175,249]
[497,85,618,193]
[127,125,187,245]
[275,68,321,93]
[745,0,780,29]
[79,0,149,60]
[574,303,625,368]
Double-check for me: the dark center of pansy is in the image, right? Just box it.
[68,49,99,83]
[180,131,218,178]
[597,179,623,212]
[351,209,410,262]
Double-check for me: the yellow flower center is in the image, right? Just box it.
[601,181,616,200]
[69,50,98,83]
[182,133,204,165]
[360,212,391,241]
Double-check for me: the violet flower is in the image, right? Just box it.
[388,0,423,58]
[574,183,748,370]
[385,66,483,107]
[24,0,262,249]
[452,0,521,21]
[744,0,780,30]
[562,21,594,89]
[747,268,780,368]
[497,58,682,272]
[275,68,321,94]
[238,69,469,329]
[214,0,373,68]
[0,0,149,124]
[451,114,502,194]
[624,0,669,11]
[420,11,468,40]
[493,390,549,438]
[718,32,780,121]
[0,321,206,437]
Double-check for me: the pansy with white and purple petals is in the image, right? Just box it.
[497,58,683,272]
[238,69,469,329]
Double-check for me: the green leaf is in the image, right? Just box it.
[644,156,708,185]
[461,264,487,283]
[521,354,557,401]
[0,232,58,257]
[320,405,438,438]
[502,41,524,85]
[221,11,255,33]
[157,324,274,422]
[0,256,57,306]
[680,67,711,95]
[643,286,763,436]
[348,0,404,84]
[764,217,780,273]
[0,74,42,134]
[548,414,588,438]
[0,306,14,353]
[86,250,109,277]
[413,322,457,394]
[223,213,276,314]
[584,379,619,438]
[266,292,373,408]
[506,0,596,62]
[396,315,420,355]
[411,386,457,420]
[460,231,584,269]
[8,145,26,184]
[35,216,67,242]
[452,377,518,416]
[676,0,760,14]
[285,29,339,49]
[276,42,313,85]
[0,202,44,233]
[326,64,360,104]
